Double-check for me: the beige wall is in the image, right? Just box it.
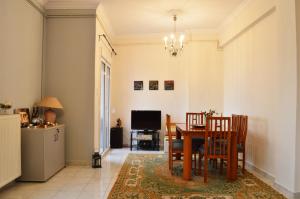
[221,0,298,194]
[111,41,223,146]
[0,0,44,109]
[45,16,96,165]
[296,0,300,193]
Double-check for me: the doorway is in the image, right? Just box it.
[100,60,111,154]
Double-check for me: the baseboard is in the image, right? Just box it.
[293,192,300,199]
[245,161,275,182]
[66,160,90,166]
[272,182,297,199]
[246,161,300,199]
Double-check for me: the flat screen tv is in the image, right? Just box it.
[131,110,161,130]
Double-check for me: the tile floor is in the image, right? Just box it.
[0,149,130,199]
[0,148,288,199]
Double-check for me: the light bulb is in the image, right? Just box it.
[180,34,185,41]
[180,34,185,48]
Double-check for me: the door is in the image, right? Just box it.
[99,61,111,154]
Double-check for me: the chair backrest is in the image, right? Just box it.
[232,114,240,133]
[239,115,248,144]
[205,117,231,157]
[186,112,205,128]
[166,114,173,150]
[232,114,248,145]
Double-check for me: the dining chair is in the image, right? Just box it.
[237,115,248,173]
[232,114,241,134]
[186,112,205,175]
[166,114,200,175]
[186,112,205,128]
[203,116,231,183]
[166,114,183,172]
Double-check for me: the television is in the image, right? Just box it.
[131,110,161,130]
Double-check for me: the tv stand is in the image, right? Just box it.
[130,130,160,151]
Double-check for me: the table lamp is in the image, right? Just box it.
[38,97,63,124]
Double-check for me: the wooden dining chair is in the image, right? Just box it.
[186,112,205,175]
[237,115,248,174]
[186,112,205,128]
[232,114,241,134]
[203,116,231,183]
[166,114,183,172]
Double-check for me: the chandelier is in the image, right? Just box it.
[164,15,185,57]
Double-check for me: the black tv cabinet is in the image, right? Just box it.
[110,127,123,148]
[130,130,160,151]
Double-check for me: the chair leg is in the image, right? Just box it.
[220,159,224,174]
[242,149,246,174]
[169,152,172,170]
[226,156,231,180]
[214,159,218,169]
[198,153,202,175]
[170,154,174,174]
[194,153,197,172]
[204,156,208,183]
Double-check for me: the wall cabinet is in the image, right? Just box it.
[19,125,65,181]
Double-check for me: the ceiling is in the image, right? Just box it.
[101,0,245,36]
[37,0,102,9]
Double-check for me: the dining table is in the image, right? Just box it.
[176,123,238,181]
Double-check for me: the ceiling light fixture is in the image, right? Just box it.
[164,15,185,57]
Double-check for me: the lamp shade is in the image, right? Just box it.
[38,97,63,109]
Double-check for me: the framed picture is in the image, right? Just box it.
[14,108,30,128]
[134,81,143,90]
[149,80,159,90]
[164,80,174,90]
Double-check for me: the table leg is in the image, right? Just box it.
[183,134,192,180]
[229,132,238,181]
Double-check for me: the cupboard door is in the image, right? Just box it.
[56,127,65,169]
[44,127,64,180]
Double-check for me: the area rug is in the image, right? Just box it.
[108,154,286,199]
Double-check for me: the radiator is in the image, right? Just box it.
[0,115,21,188]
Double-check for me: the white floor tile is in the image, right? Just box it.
[0,148,130,199]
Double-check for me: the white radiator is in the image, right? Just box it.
[0,115,21,188]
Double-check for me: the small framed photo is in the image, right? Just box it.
[164,80,174,90]
[14,108,30,128]
[134,81,143,90]
[149,80,159,90]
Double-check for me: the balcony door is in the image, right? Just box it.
[100,60,111,154]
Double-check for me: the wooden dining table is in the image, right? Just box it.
[176,123,238,181]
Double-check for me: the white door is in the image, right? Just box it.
[100,61,111,154]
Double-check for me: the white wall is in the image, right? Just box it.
[45,15,96,165]
[93,12,114,152]
[0,0,43,109]
[111,41,223,146]
[223,10,278,179]
[221,0,298,194]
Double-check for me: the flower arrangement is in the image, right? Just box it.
[204,109,216,118]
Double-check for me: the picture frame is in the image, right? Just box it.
[164,80,174,90]
[14,108,30,128]
[134,81,143,90]
[149,80,159,90]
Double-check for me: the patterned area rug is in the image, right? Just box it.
[108,154,286,199]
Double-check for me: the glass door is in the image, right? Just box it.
[100,61,111,154]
